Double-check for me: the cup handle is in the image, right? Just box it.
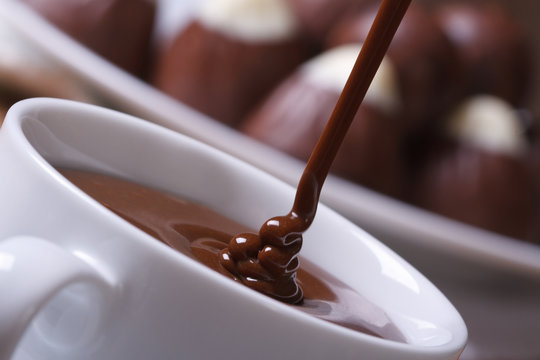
[0,236,115,359]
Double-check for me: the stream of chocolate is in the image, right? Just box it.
[219,0,412,304]
[53,0,411,342]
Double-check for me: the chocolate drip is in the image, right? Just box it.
[219,0,412,304]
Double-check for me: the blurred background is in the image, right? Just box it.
[0,0,539,359]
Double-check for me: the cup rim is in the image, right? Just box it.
[2,97,468,356]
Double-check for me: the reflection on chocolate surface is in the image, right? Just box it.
[59,168,405,342]
[56,0,413,331]
[237,0,540,243]
[18,0,537,244]
[220,0,411,306]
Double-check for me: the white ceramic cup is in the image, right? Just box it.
[0,98,467,360]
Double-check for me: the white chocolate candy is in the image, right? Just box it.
[198,0,298,42]
[446,95,527,156]
[301,44,401,115]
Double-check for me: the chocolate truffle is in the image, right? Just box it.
[152,0,311,127]
[434,2,533,107]
[242,44,404,196]
[413,95,537,240]
[21,0,156,78]
[326,3,460,133]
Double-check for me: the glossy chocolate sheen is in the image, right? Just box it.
[219,0,411,304]
[152,21,310,128]
[21,0,156,78]
[56,0,411,342]
[242,72,404,197]
[326,3,459,132]
[59,168,405,342]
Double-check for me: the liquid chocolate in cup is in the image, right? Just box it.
[0,103,467,358]
[59,0,411,344]
[1,0,468,350]
[58,168,405,342]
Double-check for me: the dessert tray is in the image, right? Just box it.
[1,1,539,358]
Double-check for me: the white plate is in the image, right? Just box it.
[1,2,540,358]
